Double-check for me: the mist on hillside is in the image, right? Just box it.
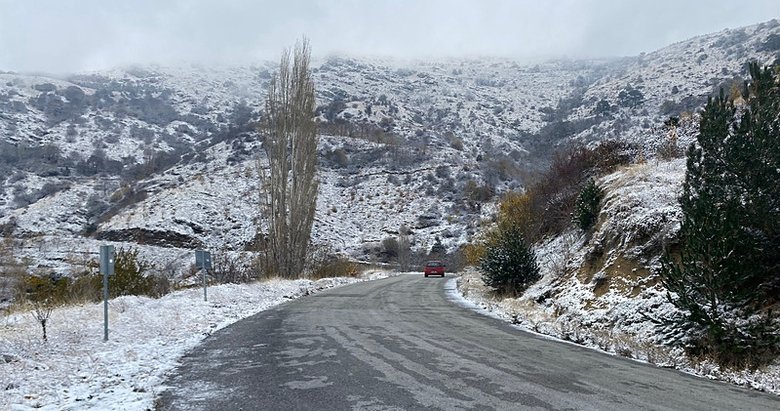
[0,0,777,73]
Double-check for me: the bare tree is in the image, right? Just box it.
[32,299,53,342]
[397,225,411,272]
[259,38,318,279]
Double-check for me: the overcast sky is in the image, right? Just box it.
[0,0,777,73]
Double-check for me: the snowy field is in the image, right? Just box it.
[0,272,392,410]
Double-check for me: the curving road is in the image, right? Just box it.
[157,274,780,410]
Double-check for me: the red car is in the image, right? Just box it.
[424,261,446,277]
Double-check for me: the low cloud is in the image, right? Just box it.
[0,0,776,73]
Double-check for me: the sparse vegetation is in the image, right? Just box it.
[617,85,644,108]
[463,179,494,203]
[210,251,258,284]
[18,273,69,341]
[22,248,166,304]
[656,117,684,159]
[307,244,359,279]
[494,141,633,244]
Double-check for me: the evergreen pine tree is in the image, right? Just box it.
[660,62,780,366]
[574,179,603,230]
[429,237,446,257]
[480,224,540,296]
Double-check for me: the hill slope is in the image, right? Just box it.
[0,19,778,279]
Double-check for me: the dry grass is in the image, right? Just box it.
[459,268,690,372]
[578,253,656,299]
[456,269,491,300]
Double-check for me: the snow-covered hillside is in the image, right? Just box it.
[568,19,780,149]
[0,56,588,274]
[0,19,778,279]
[455,158,780,394]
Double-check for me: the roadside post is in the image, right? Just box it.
[195,250,212,302]
[99,245,115,342]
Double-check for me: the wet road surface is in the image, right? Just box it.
[157,274,780,410]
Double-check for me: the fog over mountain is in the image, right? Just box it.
[2,1,780,407]
[0,0,777,73]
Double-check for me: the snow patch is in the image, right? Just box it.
[0,273,393,410]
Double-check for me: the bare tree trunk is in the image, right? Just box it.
[398,225,411,272]
[260,38,318,279]
[33,300,53,342]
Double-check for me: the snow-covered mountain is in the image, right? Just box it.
[0,19,778,276]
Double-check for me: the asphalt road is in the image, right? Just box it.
[157,274,780,410]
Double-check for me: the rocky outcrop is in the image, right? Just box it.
[95,228,204,249]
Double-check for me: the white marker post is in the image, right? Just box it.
[99,245,115,342]
[195,250,212,302]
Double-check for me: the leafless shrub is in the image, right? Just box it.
[150,274,171,297]
[656,117,684,160]
[613,335,635,358]
[32,299,54,342]
[20,272,65,342]
[397,225,412,272]
[307,244,358,279]
[498,141,634,244]
[591,329,613,351]
[68,274,101,303]
[211,252,256,284]
[544,231,579,279]
[380,237,399,262]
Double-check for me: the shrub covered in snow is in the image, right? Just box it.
[479,224,540,296]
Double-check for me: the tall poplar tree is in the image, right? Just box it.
[260,38,318,279]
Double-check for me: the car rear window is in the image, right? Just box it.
[426,262,442,267]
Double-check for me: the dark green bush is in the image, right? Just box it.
[660,63,780,368]
[429,237,446,257]
[574,179,603,230]
[480,225,540,296]
[107,248,156,297]
[20,274,70,304]
[74,248,167,299]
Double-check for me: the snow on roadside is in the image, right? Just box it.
[451,270,780,395]
[0,273,393,410]
[448,159,780,395]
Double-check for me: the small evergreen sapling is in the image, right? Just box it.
[429,237,446,257]
[574,179,603,230]
[479,224,540,296]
